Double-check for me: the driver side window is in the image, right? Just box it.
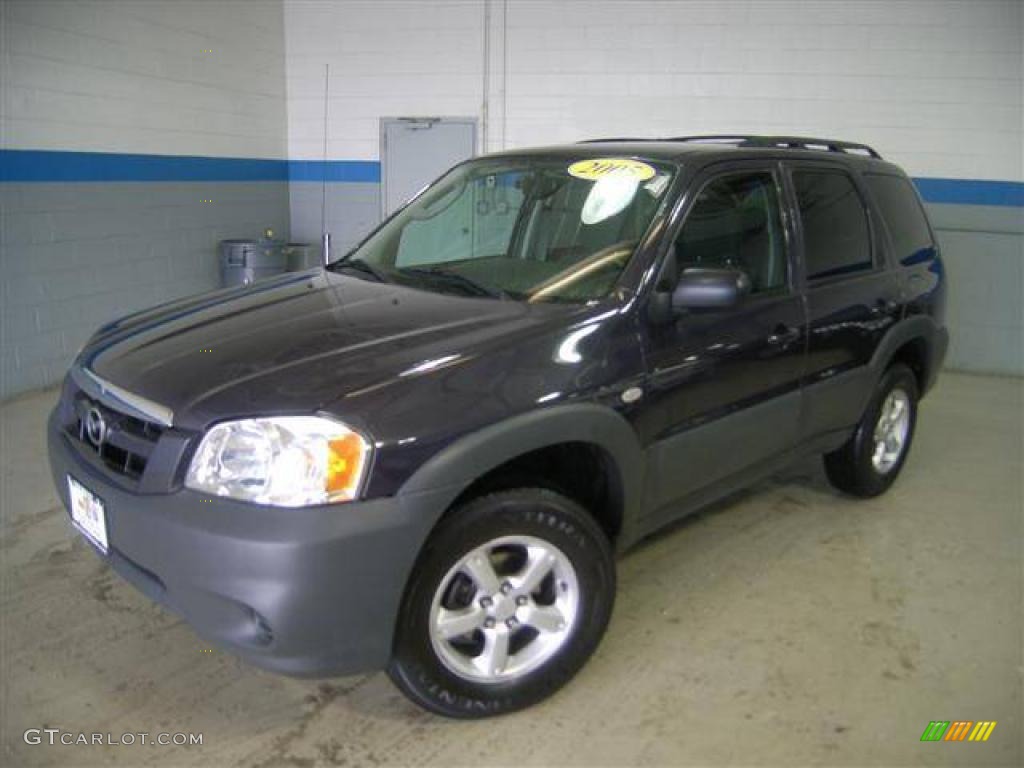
[674,171,787,294]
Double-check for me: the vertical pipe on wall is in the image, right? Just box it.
[501,0,508,150]
[481,0,509,153]
[481,0,491,153]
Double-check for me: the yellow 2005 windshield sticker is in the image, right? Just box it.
[568,158,656,182]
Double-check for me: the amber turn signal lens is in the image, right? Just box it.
[326,433,368,499]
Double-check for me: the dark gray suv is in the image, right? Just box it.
[49,135,948,717]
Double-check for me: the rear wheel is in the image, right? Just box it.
[388,488,615,718]
[824,363,918,497]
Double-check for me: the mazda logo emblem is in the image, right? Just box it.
[85,407,107,447]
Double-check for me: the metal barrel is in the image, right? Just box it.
[220,238,287,287]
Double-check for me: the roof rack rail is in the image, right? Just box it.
[671,134,882,159]
[577,137,652,143]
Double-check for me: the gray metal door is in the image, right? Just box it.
[381,117,477,218]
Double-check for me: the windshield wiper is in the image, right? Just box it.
[334,257,389,283]
[398,266,506,299]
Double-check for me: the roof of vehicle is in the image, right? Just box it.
[484,135,903,173]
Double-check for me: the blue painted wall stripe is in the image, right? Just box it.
[0,150,379,184]
[0,149,289,182]
[1,149,1021,206]
[912,177,1023,208]
[285,159,380,183]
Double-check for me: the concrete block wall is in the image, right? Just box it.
[283,0,486,253]
[0,182,289,392]
[1,0,290,398]
[502,0,1022,179]
[288,181,380,257]
[2,0,288,157]
[2,0,1022,397]
[282,0,1023,374]
[928,205,1024,373]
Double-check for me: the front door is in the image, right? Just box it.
[639,164,806,517]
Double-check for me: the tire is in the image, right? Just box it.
[823,362,919,498]
[388,488,615,718]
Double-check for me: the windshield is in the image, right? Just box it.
[334,156,676,303]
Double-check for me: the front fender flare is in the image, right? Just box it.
[397,404,645,535]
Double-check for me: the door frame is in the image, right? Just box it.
[379,116,479,219]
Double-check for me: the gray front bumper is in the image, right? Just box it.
[48,409,448,677]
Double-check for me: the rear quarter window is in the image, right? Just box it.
[793,170,873,281]
[864,174,936,266]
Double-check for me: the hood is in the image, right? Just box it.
[80,270,579,430]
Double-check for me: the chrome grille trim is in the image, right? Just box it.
[71,365,174,428]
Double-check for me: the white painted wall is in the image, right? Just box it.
[284,0,484,162]
[504,0,1023,181]
[0,0,290,397]
[2,0,288,157]
[283,0,1023,182]
[1,0,1020,396]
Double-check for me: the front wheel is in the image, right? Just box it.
[824,362,919,497]
[388,488,615,718]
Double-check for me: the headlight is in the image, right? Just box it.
[185,416,370,506]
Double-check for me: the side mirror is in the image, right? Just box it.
[671,267,751,311]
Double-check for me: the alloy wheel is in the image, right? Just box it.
[871,388,911,474]
[428,535,580,683]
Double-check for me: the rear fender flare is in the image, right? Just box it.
[868,315,942,397]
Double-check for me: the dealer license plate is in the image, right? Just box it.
[68,475,109,553]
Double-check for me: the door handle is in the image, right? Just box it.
[767,325,800,345]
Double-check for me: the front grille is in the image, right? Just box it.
[66,393,164,481]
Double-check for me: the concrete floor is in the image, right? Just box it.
[1,372,1020,767]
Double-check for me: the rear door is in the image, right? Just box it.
[784,162,902,441]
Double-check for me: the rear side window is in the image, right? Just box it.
[864,174,936,266]
[793,170,872,281]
